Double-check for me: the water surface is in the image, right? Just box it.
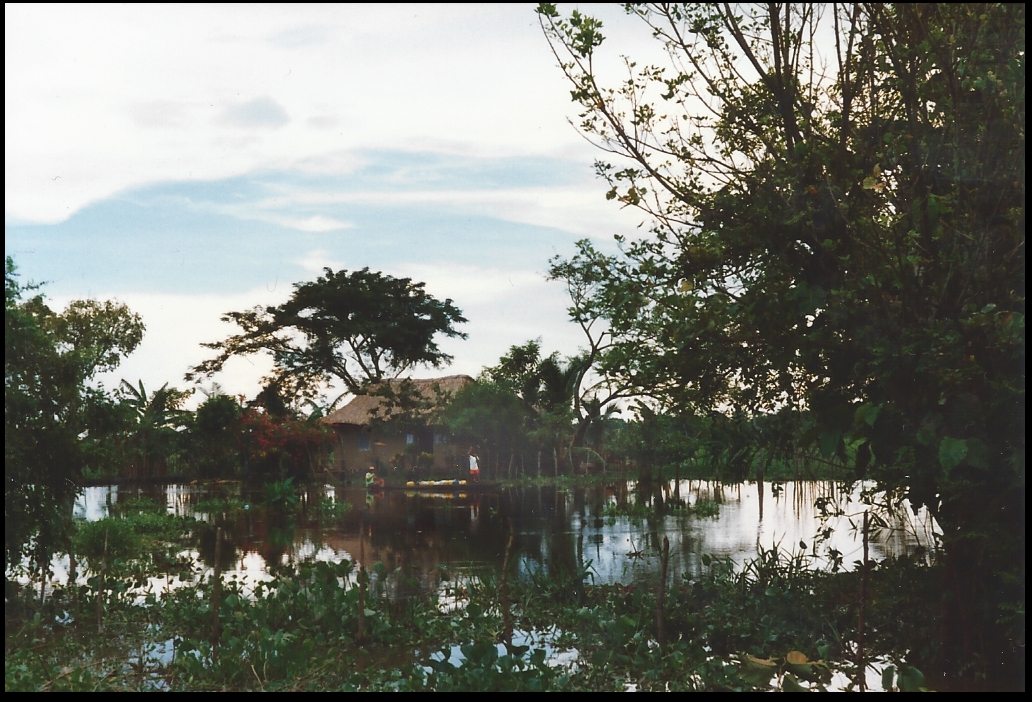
[68,479,937,594]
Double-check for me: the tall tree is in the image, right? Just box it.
[5,257,144,574]
[540,3,1024,684]
[188,267,468,400]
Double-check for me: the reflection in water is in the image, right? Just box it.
[61,480,937,597]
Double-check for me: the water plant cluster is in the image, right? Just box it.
[6,491,942,691]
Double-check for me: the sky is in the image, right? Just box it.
[5,4,665,407]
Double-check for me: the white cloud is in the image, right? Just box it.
[219,96,290,129]
[296,249,346,273]
[218,209,353,233]
[306,115,341,130]
[6,4,664,225]
[235,183,642,239]
[131,100,192,129]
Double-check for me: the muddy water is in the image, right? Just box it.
[69,480,936,595]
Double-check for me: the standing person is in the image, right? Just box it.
[467,446,481,484]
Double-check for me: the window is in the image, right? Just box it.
[406,434,415,445]
[357,432,370,451]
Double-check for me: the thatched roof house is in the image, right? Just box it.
[322,375,473,475]
[322,375,473,427]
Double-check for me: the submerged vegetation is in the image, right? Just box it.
[6,491,941,691]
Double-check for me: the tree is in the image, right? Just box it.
[443,380,530,474]
[482,341,594,473]
[191,392,243,477]
[117,380,192,479]
[5,257,144,574]
[540,3,1023,685]
[188,267,468,401]
[548,241,680,456]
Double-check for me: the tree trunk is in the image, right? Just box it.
[570,416,591,472]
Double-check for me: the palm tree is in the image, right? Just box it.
[119,380,191,479]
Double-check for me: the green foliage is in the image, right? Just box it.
[316,494,351,523]
[445,341,615,475]
[6,517,949,692]
[191,392,241,477]
[5,257,144,574]
[541,3,1024,683]
[599,497,718,522]
[444,379,531,457]
[425,641,563,691]
[189,267,467,401]
[71,504,198,581]
[73,518,142,571]
[194,393,240,436]
[882,663,929,693]
[263,478,299,510]
[116,380,192,479]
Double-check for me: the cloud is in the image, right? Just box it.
[218,210,353,233]
[307,115,341,130]
[242,184,640,240]
[268,25,331,49]
[220,97,290,129]
[6,5,649,226]
[131,100,190,128]
[297,248,346,272]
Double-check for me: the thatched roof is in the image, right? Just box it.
[322,375,474,426]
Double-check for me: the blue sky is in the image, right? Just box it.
[5,4,660,404]
[6,150,597,295]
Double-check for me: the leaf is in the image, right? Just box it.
[938,437,968,472]
[896,665,925,692]
[881,665,896,691]
[963,437,989,469]
[818,429,842,459]
[854,403,881,427]
[781,672,808,691]
[785,651,808,664]
[916,422,937,446]
[505,643,530,657]
[855,441,871,477]
[738,655,777,687]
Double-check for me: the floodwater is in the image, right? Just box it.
[65,479,937,594]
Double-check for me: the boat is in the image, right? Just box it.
[405,479,467,488]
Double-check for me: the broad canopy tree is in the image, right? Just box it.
[189,267,468,403]
[540,3,1024,683]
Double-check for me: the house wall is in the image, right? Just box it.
[329,424,467,477]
